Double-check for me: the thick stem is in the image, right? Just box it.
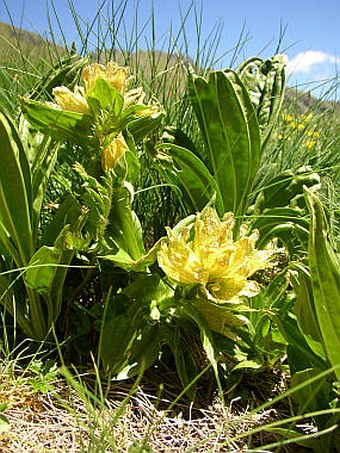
[27,288,47,340]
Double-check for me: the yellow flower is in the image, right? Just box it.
[82,62,132,94]
[50,61,160,122]
[101,133,128,171]
[81,62,160,117]
[158,208,273,303]
[51,86,91,115]
[307,130,321,139]
[302,113,313,122]
[306,140,316,149]
[283,114,293,122]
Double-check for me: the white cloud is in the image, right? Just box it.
[287,50,340,75]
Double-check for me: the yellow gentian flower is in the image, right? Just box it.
[101,133,128,172]
[51,86,91,115]
[82,62,132,94]
[50,61,160,121]
[158,208,273,303]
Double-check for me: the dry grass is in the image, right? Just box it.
[0,357,304,453]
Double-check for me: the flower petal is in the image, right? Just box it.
[52,86,91,114]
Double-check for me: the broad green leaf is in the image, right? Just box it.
[24,227,75,325]
[232,359,263,371]
[24,246,63,294]
[0,111,33,266]
[21,98,93,144]
[157,143,224,215]
[122,273,173,308]
[291,368,332,413]
[100,311,138,373]
[304,187,340,383]
[0,413,10,433]
[188,69,261,223]
[116,324,161,379]
[18,119,60,241]
[194,298,245,340]
[291,263,324,346]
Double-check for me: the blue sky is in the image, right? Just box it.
[1,0,339,98]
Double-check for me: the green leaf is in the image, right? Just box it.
[166,328,198,399]
[194,298,245,340]
[251,206,309,253]
[21,98,93,144]
[156,143,224,215]
[188,69,261,223]
[291,368,332,413]
[41,195,82,246]
[0,111,33,266]
[100,237,162,272]
[107,186,145,261]
[24,246,63,294]
[127,111,164,144]
[86,77,123,120]
[275,313,327,374]
[19,120,60,242]
[0,413,10,433]
[122,273,172,304]
[236,54,287,147]
[291,263,325,355]
[304,187,340,383]
[100,303,161,378]
[253,166,320,213]
[116,324,161,379]
[182,302,221,389]
[24,227,75,325]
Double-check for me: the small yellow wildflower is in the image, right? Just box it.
[51,86,91,115]
[158,208,273,303]
[306,140,316,149]
[283,114,293,122]
[302,113,313,122]
[101,133,128,172]
[307,130,321,139]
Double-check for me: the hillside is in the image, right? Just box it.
[0,20,339,116]
[0,20,67,67]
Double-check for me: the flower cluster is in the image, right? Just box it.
[278,112,320,150]
[49,61,159,171]
[157,207,274,303]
